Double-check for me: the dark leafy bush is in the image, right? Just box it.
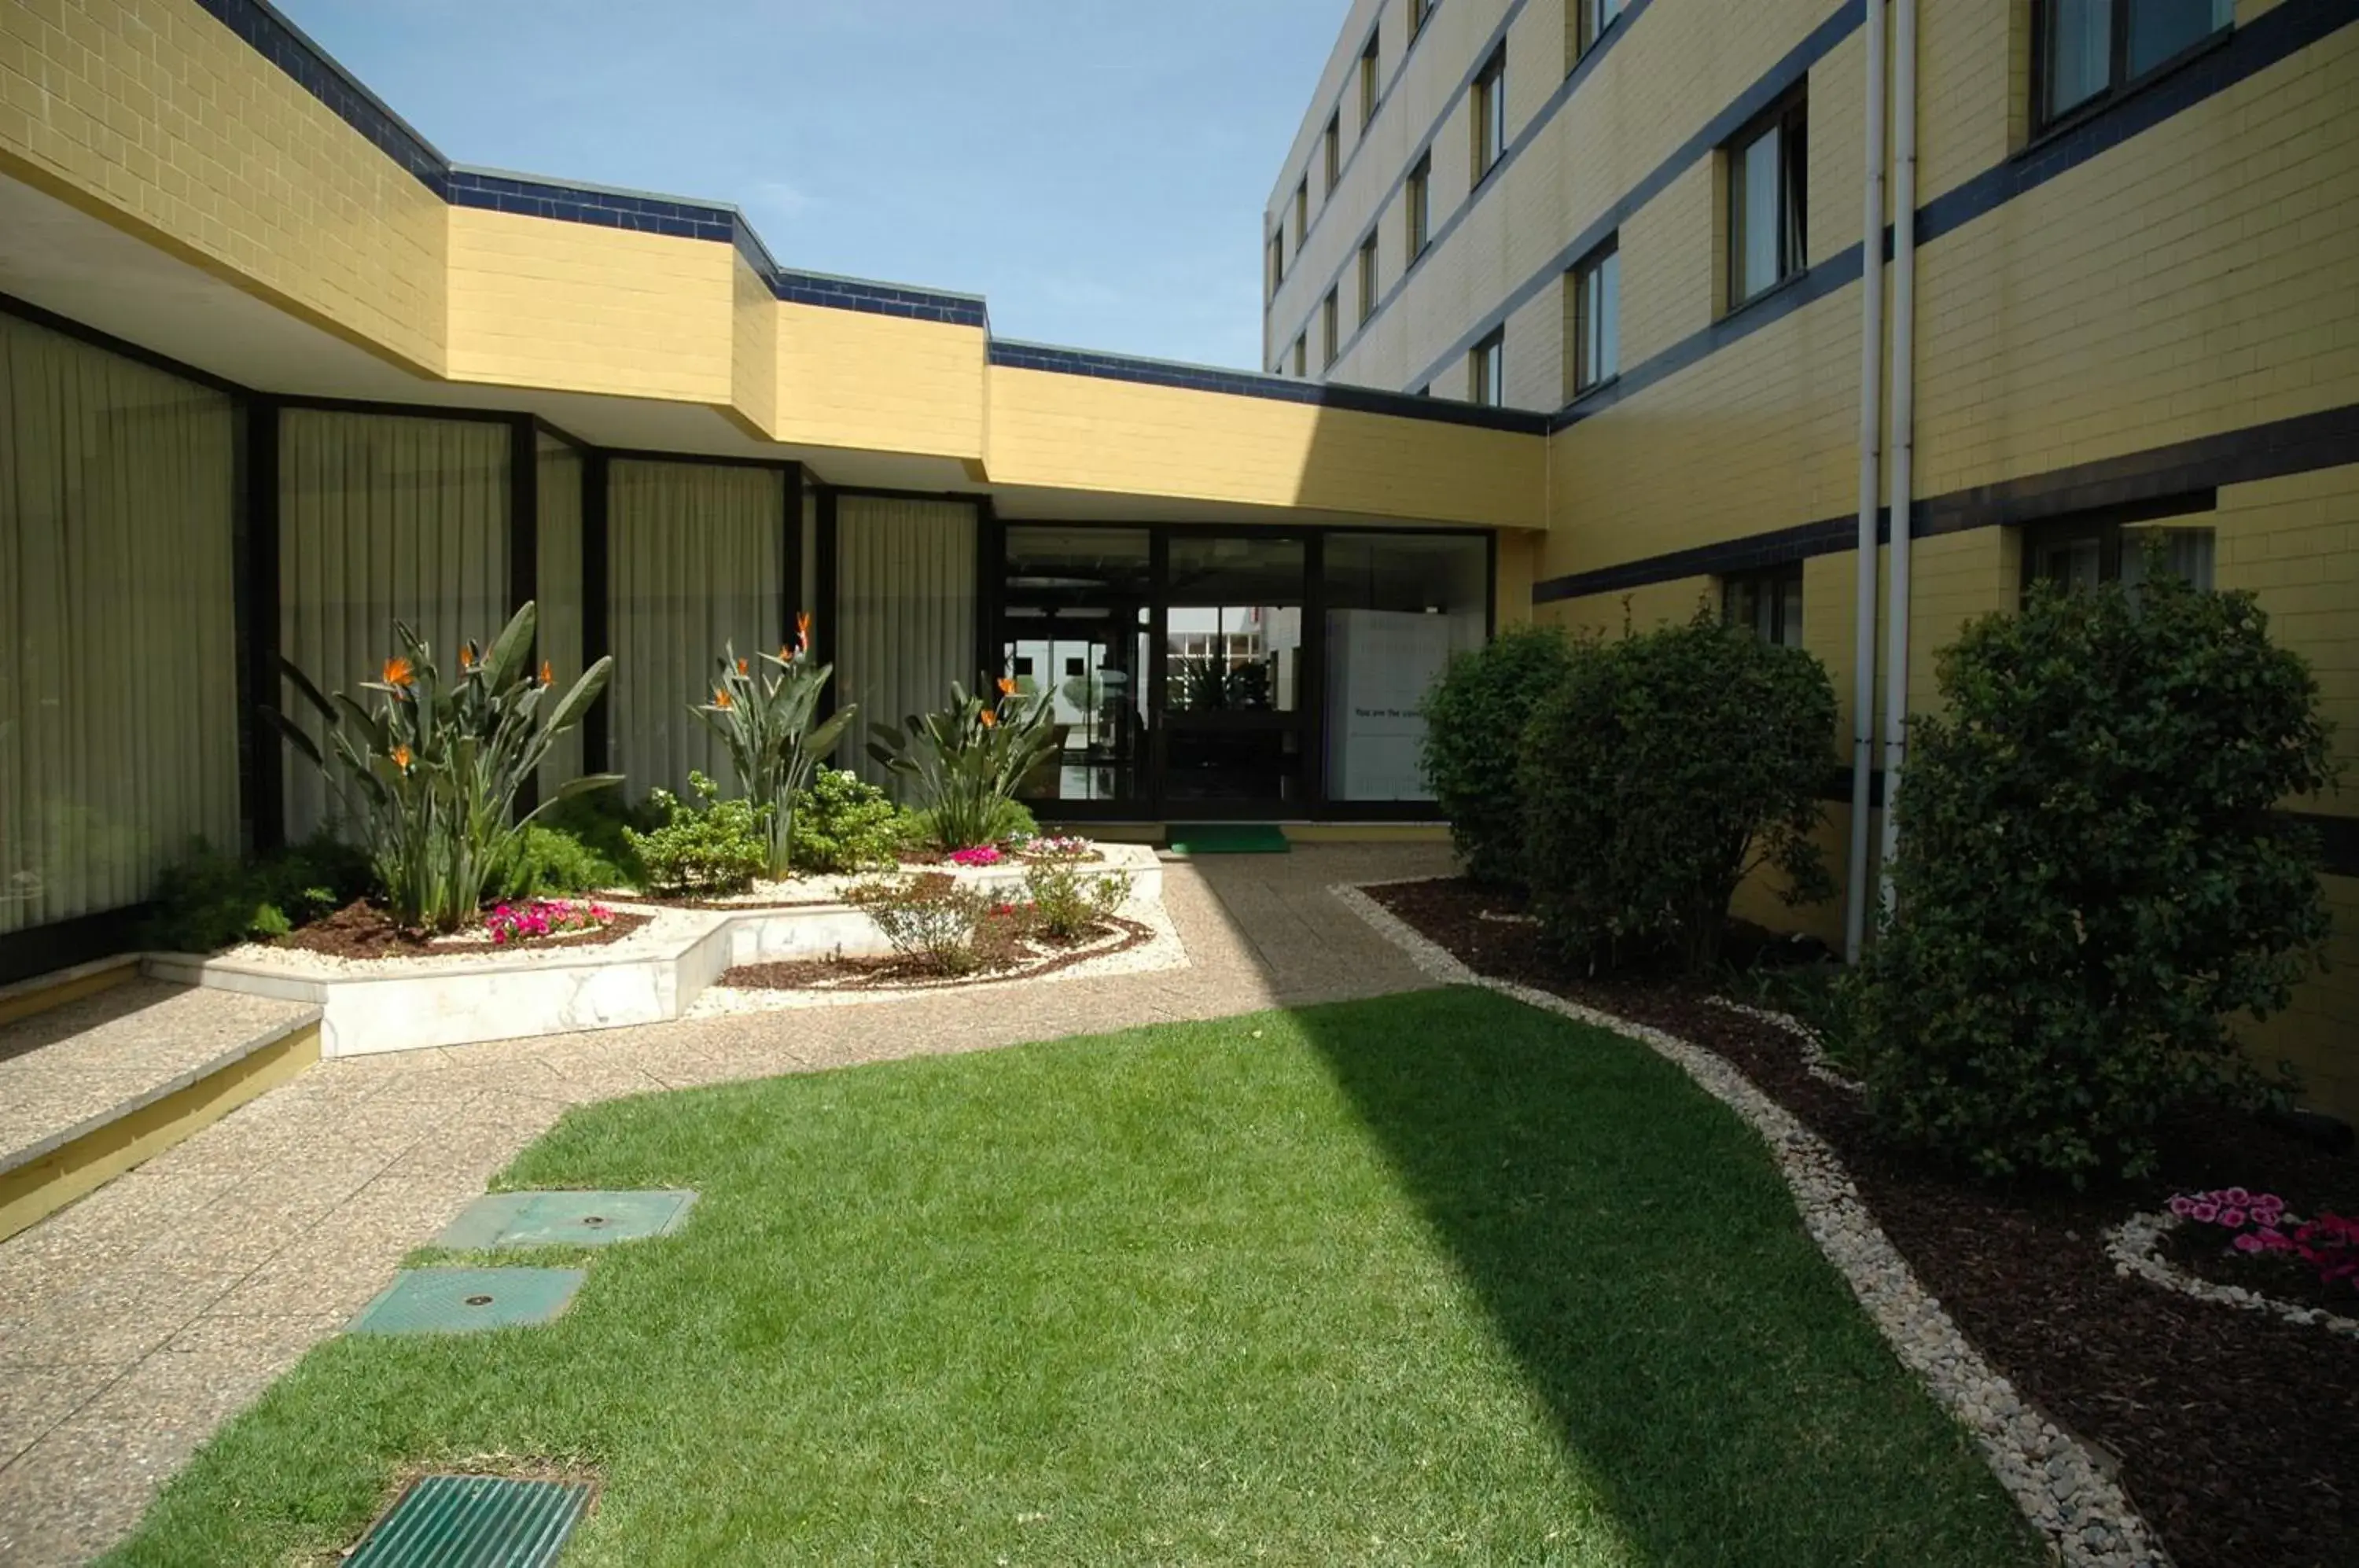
[535,788,664,889]
[495,823,629,899]
[907,798,1036,852]
[142,837,374,952]
[1421,626,1577,886]
[1021,847,1131,940]
[789,767,908,874]
[1858,570,2336,1185]
[1518,607,1836,973]
[624,772,771,896]
[848,871,992,974]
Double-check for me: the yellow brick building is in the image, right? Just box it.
[1,0,2352,1110]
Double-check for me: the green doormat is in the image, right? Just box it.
[348,1268,584,1334]
[1165,823,1291,854]
[435,1190,697,1250]
[347,1474,591,1567]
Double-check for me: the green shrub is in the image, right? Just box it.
[1420,625,1578,887]
[265,602,619,929]
[142,837,374,953]
[495,823,629,899]
[535,789,663,889]
[1518,607,1836,973]
[869,678,1060,852]
[906,798,1036,853]
[789,767,907,874]
[1857,569,2336,1185]
[1021,848,1131,940]
[624,772,771,896]
[848,871,992,974]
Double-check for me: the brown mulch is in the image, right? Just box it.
[719,916,1149,995]
[274,900,650,959]
[1370,876,2359,1568]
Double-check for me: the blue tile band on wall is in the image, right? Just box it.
[190,0,447,196]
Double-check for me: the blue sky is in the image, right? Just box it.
[274,1,1345,369]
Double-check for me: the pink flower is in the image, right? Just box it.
[2190,1202,2219,1224]
[2168,1195,2194,1218]
[2220,1208,2247,1228]
[2223,1187,2252,1206]
[2233,1233,2265,1253]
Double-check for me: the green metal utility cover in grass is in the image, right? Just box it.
[436,1190,697,1250]
[349,1268,584,1334]
[347,1474,591,1566]
[1165,823,1290,854]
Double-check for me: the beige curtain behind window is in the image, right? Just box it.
[535,435,585,793]
[0,315,240,933]
[278,410,509,844]
[608,460,783,801]
[835,496,977,792]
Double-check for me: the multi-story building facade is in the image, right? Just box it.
[1268,0,2357,1112]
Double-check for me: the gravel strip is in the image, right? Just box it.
[1333,880,2167,1568]
[2105,1210,2359,1341]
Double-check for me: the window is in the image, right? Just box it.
[1471,47,1507,185]
[1572,0,1627,65]
[1291,334,1308,377]
[1405,152,1432,262]
[1358,232,1380,323]
[1566,234,1620,397]
[1322,288,1340,368]
[1359,28,1382,127]
[2023,513,2216,594]
[1294,178,1309,246]
[1470,328,1504,407]
[2037,0,2232,130]
[1411,0,1438,39]
[1267,230,1284,299]
[1723,565,1805,649]
[1727,92,1806,310]
[1323,113,1341,195]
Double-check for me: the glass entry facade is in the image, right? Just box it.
[994,525,1491,819]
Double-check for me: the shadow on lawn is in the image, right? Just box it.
[1289,986,2037,1567]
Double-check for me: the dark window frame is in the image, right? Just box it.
[1291,333,1308,377]
[1405,150,1433,265]
[1267,230,1284,300]
[1411,0,1437,39]
[2030,0,2234,141]
[1470,46,1507,188]
[1720,561,1805,648]
[1357,231,1381,324]
[1321,288,1340,369]
[1573,0,1627,65]
[1724,89,1808,313]
[2018,492,2219,596]
[1294,177,1309,247]
[1323,112,1341,195]
[1359,28,1383,129]
[1470,326,1505,407]
[1568,232,1620,398]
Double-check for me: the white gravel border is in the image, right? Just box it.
[2104,1210,2359,1340]
[1331,880,2167,1568]
[685,898,1188,1015]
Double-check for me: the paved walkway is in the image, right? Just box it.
[0,845,1449,1566]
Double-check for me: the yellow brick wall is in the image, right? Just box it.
[729,251,778,438]
[986,368,1547,527]
[775,304,985,460]
[0,0,447,374]
[444,207,733,403]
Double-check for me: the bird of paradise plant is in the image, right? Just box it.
[867,675,1058,852]
[263,602,620,932]
[690,613,854,878]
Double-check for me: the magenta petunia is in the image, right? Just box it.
[2220,1208,2247,1228]
[2223,1187,2252,1206]
[2190,1202,2220,1224]
[2168,1195,2194,1218]
[2233,1233,2264,1253]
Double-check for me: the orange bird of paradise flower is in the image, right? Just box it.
[712,688,734,709]
[736,657,749,675]
[795,610,812,653]
[978,709,998,729]
[539,660,554,687]
[996,676,1017,697]
[389,743,413,770]
[381,656,414,688]
[458,642,477,671]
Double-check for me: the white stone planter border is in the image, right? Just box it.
[1331,880,2166,1568]
[2105,1210,2359,1340]
[142,848,1161,1058]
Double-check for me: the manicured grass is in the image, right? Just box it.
[109,988,2040,1566]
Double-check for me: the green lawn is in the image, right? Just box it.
[109,988,2040,1566]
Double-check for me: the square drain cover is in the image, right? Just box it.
[435,1190,697,1251]
[348,1473,591,1566]
[350,1268,585,1334]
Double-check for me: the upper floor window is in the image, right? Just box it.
[1323,113,1341,195]
[1358,232,1381,323]
[1572,0,1627,65]
[1567,234,1621,397]
[1291,334,1308,377]
[2038,0,2232,130]
[1723,564,1804,648]
[1471,47,1507,185]
[1470,328,1505,407]
[1294,178,1309,248]
[1359,28,1382,128]
[1411,0,1438,39]
[1267,231,1284,300]
[1406,152,1433,263]
[2023,513,2216,594]
[1322,288,1341,368]
[1728,91,1806,310]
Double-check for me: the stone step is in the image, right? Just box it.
[0,972,321,1241]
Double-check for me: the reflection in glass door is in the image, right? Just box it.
[1159,535,1306,811]
[1000,528,1150,807]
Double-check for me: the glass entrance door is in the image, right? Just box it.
[1157,535,1307,814]
[1000,527,1152,808]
